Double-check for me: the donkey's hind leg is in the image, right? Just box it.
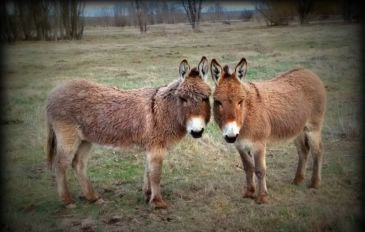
[306,127,323,189]
[72,141,101,203]
[304,121,323,188]
[53,122,81,208]
[292,132,310,185]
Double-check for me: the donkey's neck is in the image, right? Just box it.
[148,80,187,148]
[240,81,268,139]
[244,81,264,110]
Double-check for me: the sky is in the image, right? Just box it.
[84,1,256,17]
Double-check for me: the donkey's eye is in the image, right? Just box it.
[179,96,187,103]
[214,100,222,106]
[203,97,209,102]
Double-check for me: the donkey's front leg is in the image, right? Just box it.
[235,144,256,199]
[143,159,151,203]
[253,143,269,204]
[146,148,168,209]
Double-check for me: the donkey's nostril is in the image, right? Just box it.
[224,135,238,143]
[190,128,204,138]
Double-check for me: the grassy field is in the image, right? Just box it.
[2,21,362,231]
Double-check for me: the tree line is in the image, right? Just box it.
[1,0,85,42]
[1,0,361,42]
[90,0,362,32]
[255,0,362,26]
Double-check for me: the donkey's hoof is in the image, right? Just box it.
[309,180,320,189]
[292,176,305,185]
[144,191,152,203]
[94,198,106,204]
[242,190,256,199]
[63,197,75,208]
[85,195,102,204]
[65,203,77,209]
[150,199,168,209]
[255,194,269,204]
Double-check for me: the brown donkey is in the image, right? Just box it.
[211,58,326,204]
[46,57,211,209]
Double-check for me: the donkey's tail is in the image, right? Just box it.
[46,121,57,170]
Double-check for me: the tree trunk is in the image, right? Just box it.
[182,0,203,31]
[297,0,312,25]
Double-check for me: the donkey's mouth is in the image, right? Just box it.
[224,135,237,143]
[190,129,204,138]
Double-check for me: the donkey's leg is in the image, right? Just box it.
[146,148,167,209]
[306,129,323,189]
[143,158,151,203]
[72,141,101,203]
[236,146,256,199]
[292,132,310,185]
[53,123,81,208]
[253,143,269,204]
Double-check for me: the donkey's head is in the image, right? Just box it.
[176,56,211,138]
[211,58,248,143]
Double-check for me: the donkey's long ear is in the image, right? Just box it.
[235,58,247,81]
[198,56,209,81]
[179,59,190,80]
[210,59,223,85]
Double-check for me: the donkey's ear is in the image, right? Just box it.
[235,57,247,81]
[179,59,190,80]
[210,58,222,85]
[198,56,209,81]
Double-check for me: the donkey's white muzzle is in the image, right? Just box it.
[187,117,205,138]
[223,122,240,143]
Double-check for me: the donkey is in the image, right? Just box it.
[46,57,211,209]
[210,58,326,204]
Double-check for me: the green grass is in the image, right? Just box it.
[3,21,362,231]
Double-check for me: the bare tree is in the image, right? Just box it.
[297,0,313,24]
[255,0,295,26]
[182,0,203,30]
[161,1,170,24]
[1,0,85,42]
[114,3,130,27]
[31,1,51,40]
[53,1,65,40]
[15,1,33,40]
[99,7,114,26]
[207,1,224,22]
[240,10,254,22]
[342,0,361,23]
[158,1,181,24]
[62,0,85,39]
[134,0,147,33]
[0,1,18,42]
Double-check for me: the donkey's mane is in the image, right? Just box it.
[247,82,261,100]
[189,68,200,77]
[158,80,180,99]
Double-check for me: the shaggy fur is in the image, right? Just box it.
[211,58,326,204]
[46,57,211,209]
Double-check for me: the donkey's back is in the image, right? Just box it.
[47,79,156,147]
[269,68,326,98]
[255,68,326,140]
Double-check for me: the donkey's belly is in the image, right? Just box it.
[268,112,308,141]
[78,117,148,149]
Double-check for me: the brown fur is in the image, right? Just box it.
[46,57,211,208]
[211,58,326,204]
